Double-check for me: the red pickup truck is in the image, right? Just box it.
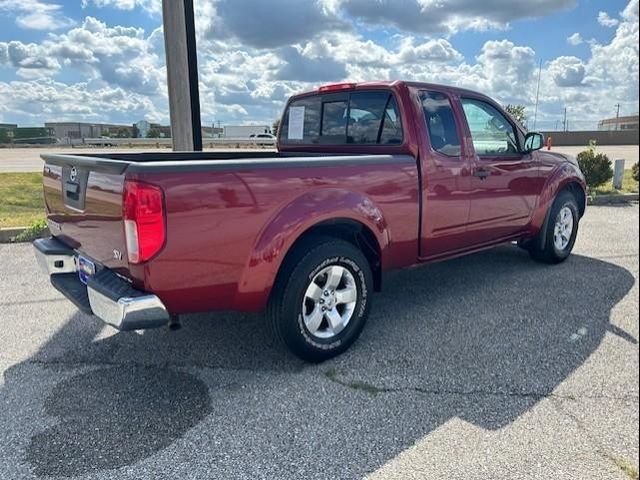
[34,80,586,362]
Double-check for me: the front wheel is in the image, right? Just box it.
[529,190,580,264]
[267,238,373,363]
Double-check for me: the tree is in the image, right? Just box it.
[504,104,527,127]
[116,127,130,138]
[632,162,639,182]
[146,128,161,138]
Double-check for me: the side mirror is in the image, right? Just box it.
[524,132,544,153]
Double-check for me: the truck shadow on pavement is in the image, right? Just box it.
[4,246,636,478]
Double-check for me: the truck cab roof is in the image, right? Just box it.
[291,80,495,103]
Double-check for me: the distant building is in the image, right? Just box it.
[597,114,639,131]
[133,120,171,138]
[45,122,133,143]
[134,120,151,138]
[201,126,224,138]
[0,123,18,129]
[0,126,55,144]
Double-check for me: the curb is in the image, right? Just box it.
[588,193,639,205]
[0,227,50,244]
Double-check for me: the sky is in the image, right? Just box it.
[0,0,638,130]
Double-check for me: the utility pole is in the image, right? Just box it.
[533,59,542,131]
[562,107,568,132]
[615,103,621,131]
[162,0,202,151]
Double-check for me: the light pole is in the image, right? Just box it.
[162,0,202,151]
[533,59,542,131]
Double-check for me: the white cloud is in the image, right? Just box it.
[0,0,74,30]
[202,0,349,48]
[597,11,620,27]
[548,56,586,86]
[337,0,577,35]
[586,0,639,101]
[44,17,166,94]
[0,43,7,64]
[534,0,638,129]
[81,0,161,15]
[567,32,583,46]
[0,40,60,78]
[0,0,638,130]
[396,38,463,63]
[475,40,537,97]
[0,79,166,123]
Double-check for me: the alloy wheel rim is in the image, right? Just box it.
[553,206,574,251]
[302,265,358,339]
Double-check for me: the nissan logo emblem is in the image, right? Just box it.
[70,167,78,182]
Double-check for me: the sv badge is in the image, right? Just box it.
[113,249,123,261]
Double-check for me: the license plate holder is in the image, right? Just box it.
[78,256,96,285]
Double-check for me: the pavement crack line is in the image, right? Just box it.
[550,396,640,479]
[323,369,639,402]
[0,298,67,307]
[7,356,304,376]
[5,357,638,404]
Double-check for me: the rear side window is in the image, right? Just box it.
[420,91,461,157]
[279,90,403,146]
[278,96,321,143]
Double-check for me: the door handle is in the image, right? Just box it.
[473,168,491,179]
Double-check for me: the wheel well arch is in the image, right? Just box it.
[560,181,586,217]
[281,218,383,292]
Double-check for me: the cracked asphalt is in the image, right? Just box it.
[1,204,638,480]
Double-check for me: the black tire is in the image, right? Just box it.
[267,237,373,363]
[528,190,580,264]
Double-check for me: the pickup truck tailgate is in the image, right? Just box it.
[42,155,129,273]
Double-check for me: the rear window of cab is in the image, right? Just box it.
[279,91,403,146]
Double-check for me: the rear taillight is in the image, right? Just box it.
[123,180,166,264]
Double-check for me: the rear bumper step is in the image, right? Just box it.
[33,237,170,331]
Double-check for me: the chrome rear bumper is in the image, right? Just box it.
[87,285,170,330]
[33,237,170,331]
[34,237,77,275]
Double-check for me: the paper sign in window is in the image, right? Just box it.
[288,106,305,140]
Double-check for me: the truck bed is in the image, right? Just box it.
[41,150,420,313]
[42,151,400,173]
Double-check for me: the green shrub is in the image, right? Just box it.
[633,162,639,183]
[11,218,48,243]
[577,143,613,190]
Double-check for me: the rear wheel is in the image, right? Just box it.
[267,238,373,363]
[528,190,580,264]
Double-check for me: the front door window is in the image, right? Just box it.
[461,99,520,156]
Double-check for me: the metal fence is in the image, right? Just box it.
[541,130,639,146]
[82,137,276,147]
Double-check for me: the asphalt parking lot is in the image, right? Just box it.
[0,204,638,480]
